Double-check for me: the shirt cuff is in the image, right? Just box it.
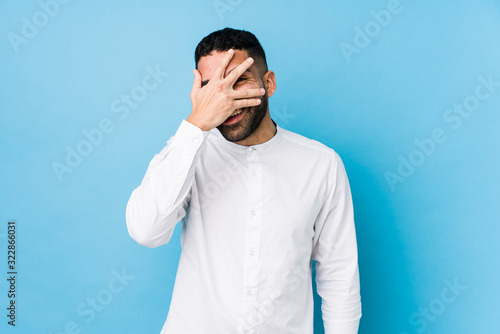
[169,119,210,155]
[324,319,360,334]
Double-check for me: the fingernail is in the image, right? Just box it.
[260,88,265,94]
[228,49,234,54]
[246,57,254,63]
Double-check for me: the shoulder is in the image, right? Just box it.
[278,126,342,165]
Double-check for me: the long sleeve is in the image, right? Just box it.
[126,119,209,248]
[311,152,362,333]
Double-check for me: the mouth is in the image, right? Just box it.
[223,108,246,125]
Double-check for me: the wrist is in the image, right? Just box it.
[186,115,211,132]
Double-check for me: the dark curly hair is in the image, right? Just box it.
[195,27,268,76]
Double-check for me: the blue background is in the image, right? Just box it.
[1,0,499,333]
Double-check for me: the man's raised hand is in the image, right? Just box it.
[187,49,265,131]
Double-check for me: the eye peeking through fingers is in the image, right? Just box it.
[233,78,247,88]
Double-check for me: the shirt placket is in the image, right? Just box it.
[242,146,262,321]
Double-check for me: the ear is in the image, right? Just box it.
[262,70,276,98]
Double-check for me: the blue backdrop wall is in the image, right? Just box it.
[1,0,499,333]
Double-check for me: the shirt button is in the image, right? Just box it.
[249,250,255,256]
[193,138,201,146]
[250,209,256,216]
[251,171,257,177]
[177,174,184,181]
[247,290,253,296]
[248,147,255,153]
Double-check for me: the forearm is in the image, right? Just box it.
[312,152,362,333]
[316,248,361,333]
[126,119,209,248]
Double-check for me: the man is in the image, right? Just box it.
[126,28,361,333]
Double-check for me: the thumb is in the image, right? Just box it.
[192,69,202,90]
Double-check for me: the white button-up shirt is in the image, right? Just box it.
[126,119,362,334]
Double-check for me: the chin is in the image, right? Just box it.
[218,121,252,143]
[218,94,269,143]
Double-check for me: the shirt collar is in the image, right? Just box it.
[209,119,283,154]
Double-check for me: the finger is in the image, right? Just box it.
[213,49,235,79]
[233,98,262,110]
[192,69,201,90]
[225,57,254,85]
[231,88,266,100]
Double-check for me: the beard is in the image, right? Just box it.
[216,93,268,143]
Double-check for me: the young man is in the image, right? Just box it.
[126,28,362,334]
